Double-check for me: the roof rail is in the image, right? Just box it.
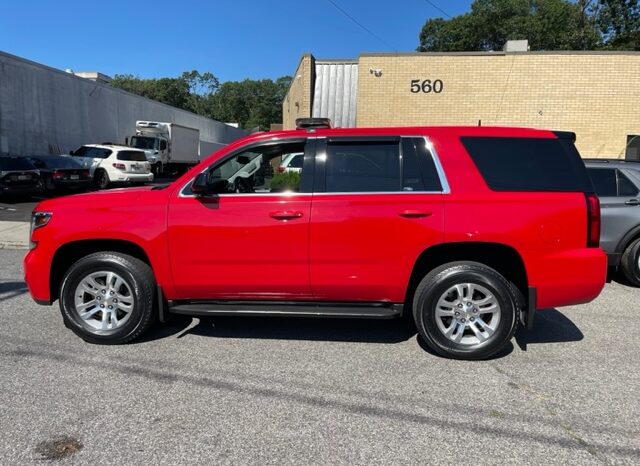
[296,118,332,130]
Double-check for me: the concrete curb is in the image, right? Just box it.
[0,242,28,250]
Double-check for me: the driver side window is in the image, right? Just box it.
[205,141,306,194]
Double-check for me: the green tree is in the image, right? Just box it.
[596,0,640,49]
[206,77,292,130]
[110,74,192,109]
[111,71,290,130]
[418,0,601,52]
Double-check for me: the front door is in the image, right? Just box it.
[168,139,313,300]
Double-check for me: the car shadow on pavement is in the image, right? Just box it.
[515,308,583,351]
[161,315,418,345]
[0,281,28,303]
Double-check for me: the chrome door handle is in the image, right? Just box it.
[399,210,432,218]
[270,211,304,220]
[625,199,640,206]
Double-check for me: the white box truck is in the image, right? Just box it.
[129,121,200,176]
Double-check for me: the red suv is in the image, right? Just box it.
[24,121,607,359]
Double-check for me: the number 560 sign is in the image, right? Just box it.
[410,79,444,94]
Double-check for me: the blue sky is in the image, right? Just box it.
[0,0,472,83]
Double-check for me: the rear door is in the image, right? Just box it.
[309,136,445,303]
[588,167,640,253]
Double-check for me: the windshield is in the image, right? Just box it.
[0,157,36,171]
[130,136,158,150]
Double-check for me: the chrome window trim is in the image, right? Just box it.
[420,136,451,194]
[177,134,451,198]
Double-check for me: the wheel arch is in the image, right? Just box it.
[615,225,640,255]
[405,242,528,305]
[50,239,153,302]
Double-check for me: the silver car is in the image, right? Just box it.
[586,160,640,285]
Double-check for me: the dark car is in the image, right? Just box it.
[585,159,640,286]
[27,155,92,192]
[0,156,41,197]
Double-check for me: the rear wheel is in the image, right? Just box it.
[59,252,156,344]
[94,169,110,190]
[413,261,518,360]
[620,238,640,286]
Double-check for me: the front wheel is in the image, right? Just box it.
[59,252,156,344]
[413,261,518,360]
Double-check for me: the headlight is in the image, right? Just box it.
[30,212,52,249]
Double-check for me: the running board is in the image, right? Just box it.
[168,301,403,319]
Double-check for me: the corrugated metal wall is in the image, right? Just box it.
[312,62,358,128]
[0,51,247,157]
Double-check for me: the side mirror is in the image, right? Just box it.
[154,150,159,155]
[191,173,228,196]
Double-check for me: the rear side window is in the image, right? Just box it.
[326,142,400,192]
[588,168,617,197]
[589,168,640,197]
[117,150,147,161]
[402,138,443,192]
[618,171,639,197]
[461,137,591,192]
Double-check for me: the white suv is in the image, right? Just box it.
[69,144,153,189]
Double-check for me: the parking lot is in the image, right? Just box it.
[0,248,638,464]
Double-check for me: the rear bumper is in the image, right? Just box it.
[527,248,607,309]
[53,179,92,189]
[1,184,39,193]
[112,173,154,183]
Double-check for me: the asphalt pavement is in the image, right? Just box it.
[0,249,638,464]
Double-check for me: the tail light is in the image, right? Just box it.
[585,193,600,248]
[81,169,90,178]
[277,166,285,173]
[52,170,64,180]
[112,163,126,170]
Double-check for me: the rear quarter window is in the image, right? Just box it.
[461,137,591,192]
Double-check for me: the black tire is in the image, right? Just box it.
[59,252,156,344]
[413,261,518,360]
[621,238,640,286]
[94,169,110,190]
[152,162,163,178]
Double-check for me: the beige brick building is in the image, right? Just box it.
[283,51,640,159]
